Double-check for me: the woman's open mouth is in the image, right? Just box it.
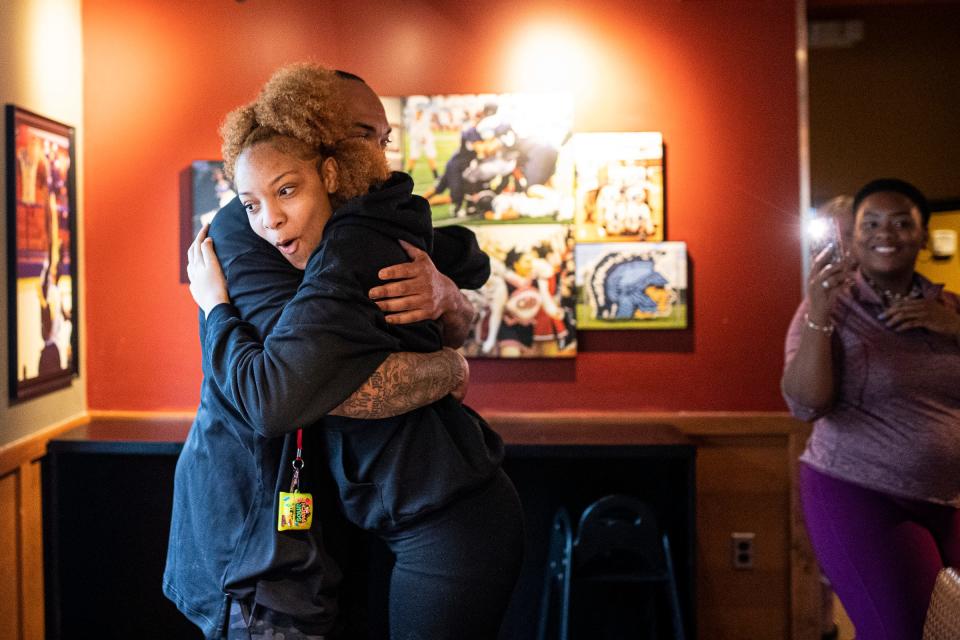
[277,238,299,255]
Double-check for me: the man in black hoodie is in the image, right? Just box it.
[164,67,502,639]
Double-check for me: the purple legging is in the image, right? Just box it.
[800,463,960,640]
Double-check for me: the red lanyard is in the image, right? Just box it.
[278,427,313,531]
[290,428,304,492]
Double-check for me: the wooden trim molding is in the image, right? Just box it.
[64,410,807,446]
[86,409,197,421]
[486,410,805,438]
[0,414,89,477]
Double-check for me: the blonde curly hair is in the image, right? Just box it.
[220,62,390,208]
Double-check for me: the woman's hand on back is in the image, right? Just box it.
[187,224,230,317]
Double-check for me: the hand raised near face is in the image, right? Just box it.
[806,245,852,324]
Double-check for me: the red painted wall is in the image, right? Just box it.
[83,0,802,413]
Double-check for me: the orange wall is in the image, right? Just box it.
[83,0,802,413]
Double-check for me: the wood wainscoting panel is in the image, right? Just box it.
[0,415,84,640]
[0,460,47,640]
[20,461,45,640]
[790,426,821,640]
[1,471,22,640]
[694,435,792,639]
[7,411,819,640]
[488,411,817,640]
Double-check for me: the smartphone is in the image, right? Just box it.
[807,215,844,264]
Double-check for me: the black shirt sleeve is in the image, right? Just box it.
[208,197,303,337]
[201,225,441,439]
[431,225,490,290]
[201,196,457,438]
[202,275,398,438]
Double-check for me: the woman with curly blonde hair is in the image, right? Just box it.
[217,65,392,229]
[174,63,523,639]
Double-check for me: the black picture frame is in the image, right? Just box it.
[5,105,79,401]
[179,160,235,283]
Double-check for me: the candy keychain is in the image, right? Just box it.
[278,428,313,531]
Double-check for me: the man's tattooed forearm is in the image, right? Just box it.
[331,351,459,419]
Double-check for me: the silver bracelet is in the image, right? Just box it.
[803,312,834,335]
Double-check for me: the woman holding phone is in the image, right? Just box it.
[782,178,960,639]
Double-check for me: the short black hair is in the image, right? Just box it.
[334,69,366,83]
[853,178,931,227]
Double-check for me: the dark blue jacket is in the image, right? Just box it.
[163,173,491,638]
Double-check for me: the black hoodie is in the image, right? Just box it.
[204,170,503,527]
[164,172,494,637]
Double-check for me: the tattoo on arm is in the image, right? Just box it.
[329,350,464,419]
[440,291,475,348]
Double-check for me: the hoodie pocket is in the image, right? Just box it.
[323,429,389,530]
[322,405,503,531]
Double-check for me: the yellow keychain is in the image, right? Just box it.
[278,429,313,531]
[278,491,312,531]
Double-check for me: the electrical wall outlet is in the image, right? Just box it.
[731,532,755,569]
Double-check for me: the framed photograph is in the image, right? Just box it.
[179,160,236,282]
[6,105,79,400]
[570,132,665,243]
[403,92,574,226]
[575,241,688,330]
[459,223,576,358]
